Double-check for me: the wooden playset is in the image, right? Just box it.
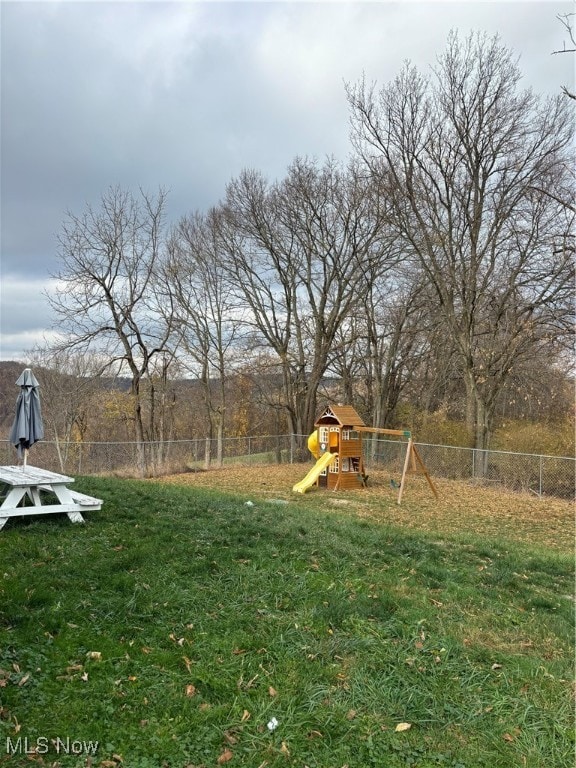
[292,404,438,504]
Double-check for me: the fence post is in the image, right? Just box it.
[539,455,543,497]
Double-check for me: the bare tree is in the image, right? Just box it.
[219,157,394,445]
[362,269,432,430]
[348,31,575,454]
[326,261,431,430]
[48,186,176,475]
[164,208,243,467]
[27,348,103,472]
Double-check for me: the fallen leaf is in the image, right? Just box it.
[185,684,196,697]
[223,730,238,746]
[346,709,357,720]
[86,651,102,661]
[503,732,515,742]
[80,672,89,682]
[395,722,412,732]
[18,674,30,687]
[183,656,193,673]
[240,709,251,723]
[217,748,234,764]
[491,663,503,670]
[268,686,278,697]
[280,741,290,756]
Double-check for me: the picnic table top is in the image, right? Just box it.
[0,465,75,486]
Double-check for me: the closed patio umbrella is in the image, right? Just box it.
[9,368,44,469]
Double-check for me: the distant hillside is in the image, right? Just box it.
[0,361,208,439]
[0,362,131,435]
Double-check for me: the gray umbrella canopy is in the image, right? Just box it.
[9,368,44,467]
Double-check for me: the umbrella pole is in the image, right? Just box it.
[23,448,28,470]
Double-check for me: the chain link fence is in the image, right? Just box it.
[0,435,573,499]
[364,438,575,500]
[0,435,295,478]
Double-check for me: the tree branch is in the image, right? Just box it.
[551,13,576,53]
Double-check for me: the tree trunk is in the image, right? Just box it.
[132,379,147,477]
[216,418,224,468]
[463,370,492,476]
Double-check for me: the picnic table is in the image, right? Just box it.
[0,465,102,531]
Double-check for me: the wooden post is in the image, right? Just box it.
[397,438,413,505]
[411,443,439,499]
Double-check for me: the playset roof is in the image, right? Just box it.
[315,404,365,428]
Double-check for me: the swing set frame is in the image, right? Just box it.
[356,426,439,505]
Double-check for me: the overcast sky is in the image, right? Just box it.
[0,0,573,362]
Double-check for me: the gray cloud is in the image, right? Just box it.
[1,0,573,360]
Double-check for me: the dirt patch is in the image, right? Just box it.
[155,463,575,552]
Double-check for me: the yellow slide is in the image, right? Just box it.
[292,451,336,493]
[307,430,320,458]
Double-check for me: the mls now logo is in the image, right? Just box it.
[5,737,99,755]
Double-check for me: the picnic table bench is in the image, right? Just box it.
[0,465,102,531]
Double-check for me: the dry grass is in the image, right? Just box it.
[156,463,575,553]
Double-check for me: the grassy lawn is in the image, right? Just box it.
[0,467,573,767]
